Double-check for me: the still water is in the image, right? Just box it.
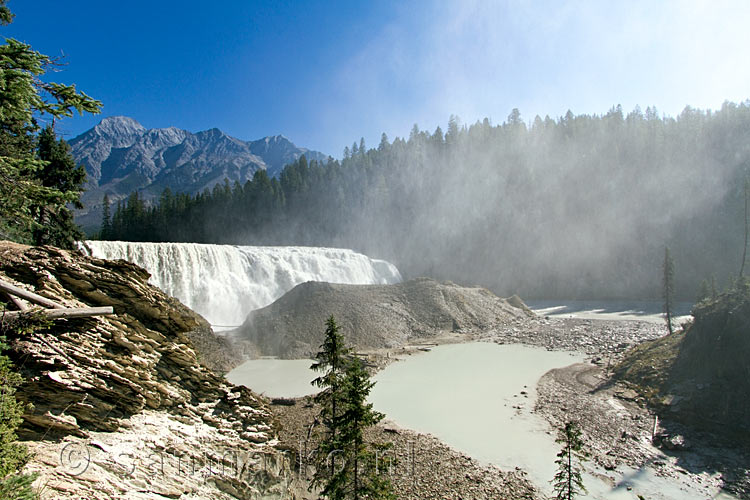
[370,343,734,500]
[226,358,320,398]
[228,343,735,499]
[371,343,583,493]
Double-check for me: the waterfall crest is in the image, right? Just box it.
[86,241,402,326]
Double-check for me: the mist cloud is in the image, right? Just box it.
[320,0,750,155]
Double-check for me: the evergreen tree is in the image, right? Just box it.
[310,316,351,497]
[100,194,111,240]
[551,421,588,500]
[378,133,389,152]
[32,125,86,248]
[310,317,394,500]
[0,2,100,243]
[663,246,675,335]
[696,279,710,303]
[337,358,394,500]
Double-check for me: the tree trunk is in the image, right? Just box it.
[0,279,64,309]
[2,306,114,320]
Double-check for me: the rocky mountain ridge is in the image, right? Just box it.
[0,242,300,498]
[70,116,328,230]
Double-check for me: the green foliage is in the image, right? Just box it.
[310,317,394,499]
[0,306,51,500]
[696,279,710,304]
[336,358,394,500]
[740,176,749,278]
[0,336,29,478]
[551,421,588,500]
[310,316,351,496]
[0,471,38,500]
[0,4,100,244]
[0,321,39,500]
[0,0,13,25]
[31,125,86,248]
[100,194,112,240]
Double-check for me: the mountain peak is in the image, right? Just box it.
[84,116,147,150]
[93,116,146,136]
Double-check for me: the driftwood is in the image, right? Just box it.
[2,291,26,311]
[2,306,114,320]
[0,279,113,321]
[0,279,64,309]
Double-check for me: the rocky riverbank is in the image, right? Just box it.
[356,315,667,374]
[270,398,538,500]
[535,360,749,498]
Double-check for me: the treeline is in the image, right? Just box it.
[99,102,750,299]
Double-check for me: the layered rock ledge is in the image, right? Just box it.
[0,242,297,499]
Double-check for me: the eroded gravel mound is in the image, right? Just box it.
[234,277,533,358]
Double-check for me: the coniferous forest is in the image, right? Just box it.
[99,103,750,300]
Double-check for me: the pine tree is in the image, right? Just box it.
[32,125,87,248]
[0,2,100,243]
[310,316,351,497]
[663,246,675,335]
[696,279,710,303]
[551,421,588,500]
[338,358,394,500]
[100,194,112,240]
[378,133,389,152]
[310,318,394,500]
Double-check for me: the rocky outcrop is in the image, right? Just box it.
[233,277,534,358]
[0,242,297,499]
[615,288,750,445]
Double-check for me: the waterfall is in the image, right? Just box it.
[86,241,402,326]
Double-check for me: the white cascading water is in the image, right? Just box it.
[86,241,401,326]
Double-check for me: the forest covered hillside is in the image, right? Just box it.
[100,103,750,300]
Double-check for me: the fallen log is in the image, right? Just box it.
[0,279,65,309]
[2,290,26,311]
[2,306,114,320]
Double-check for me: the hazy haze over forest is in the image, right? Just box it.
[101,103,750,300]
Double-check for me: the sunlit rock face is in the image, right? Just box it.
[0,242,298,499]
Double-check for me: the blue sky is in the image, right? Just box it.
[5,0,750,156]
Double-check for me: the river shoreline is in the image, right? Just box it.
[260,315,747,499]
